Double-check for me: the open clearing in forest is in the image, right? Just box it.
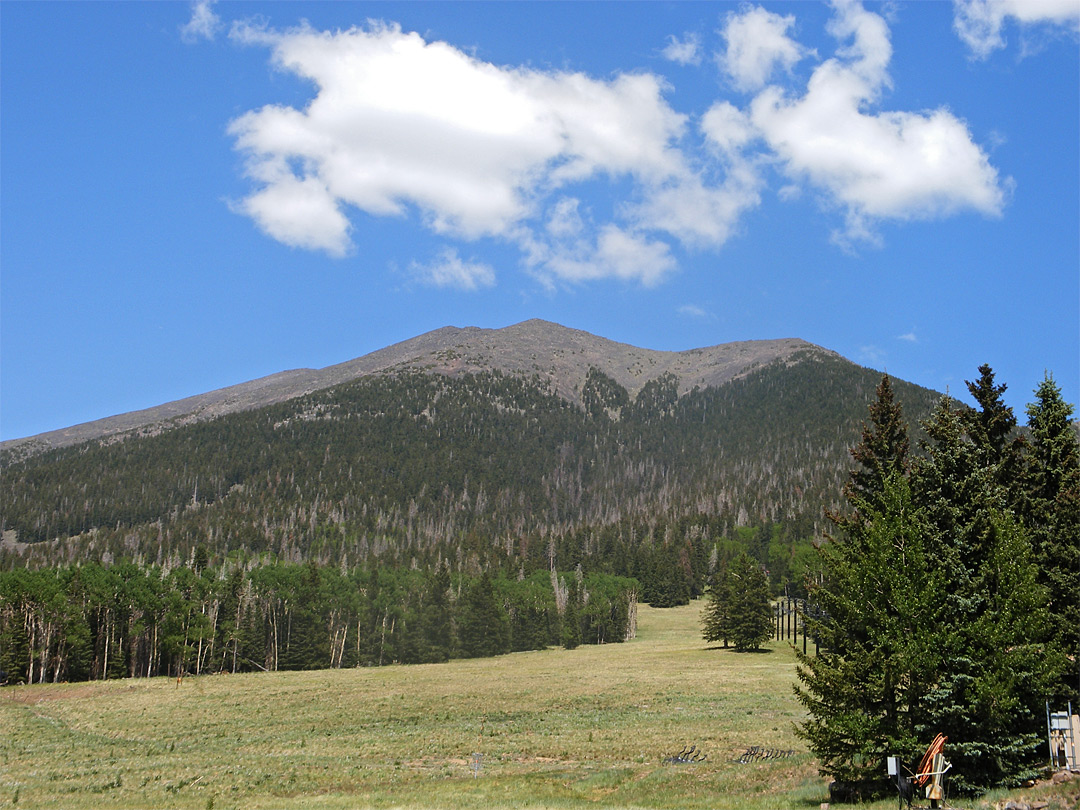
[2,601,1076,810]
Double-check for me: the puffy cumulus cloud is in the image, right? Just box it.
[633,101,764,248]
[542,225,677,287]
[181,0,222,43]
[231,173,351,256]
[410,249,495,290]
[954,0,1080,58]
[631,170,761,248]
[224,5,1012,281]
[701,101,757,155]
[227,20,764,284]
[719,6,808,92]
[229,22,710,263]
[662,32,702,66]
[749,0,1007,245]
[524,208,677,287]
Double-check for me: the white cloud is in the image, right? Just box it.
[678,304,709,318]
[953,0,1080,58]
[636,101,763,248]
[223,5,1012,279]
[227,19,760,284]
[410,249,495,290]
[701,101,756,155]
[719,6,807,92]
[230,173,351,256]
[227,23,685,244]
[749,0,1008,245]
[897,331,918,343]
[181,0,222,43]
[546,197,585,239]
[632,169,761,248]
[662,33,702,66]
[536,225,677,287]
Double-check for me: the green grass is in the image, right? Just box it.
[2,602,1076,810]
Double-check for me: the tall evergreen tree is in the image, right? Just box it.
[796,373,1062,793]
[796,472,941,786]
[963,364,1027,506]
[1025,374,1080,703]
[796,378,930,787]
[913,383,1059,792]
[561,576,583,650]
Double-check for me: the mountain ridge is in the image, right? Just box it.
[2,319,838,456]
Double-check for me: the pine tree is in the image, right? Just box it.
[797,378,937,790]
[844,374,910,513]
[963,364,1026,506]
[561,576,582,650]
[421,564,455,663]
[796,473,942,786]
[913,382,1059,791]
[458,573,510,659]
[1025,374,1080,703]
[726,553,772,652]
[701,560,732,648]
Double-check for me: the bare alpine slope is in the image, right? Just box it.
[3,320,835,455]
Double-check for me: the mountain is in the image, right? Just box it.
[1,320,828,457]
[0,323,944,591]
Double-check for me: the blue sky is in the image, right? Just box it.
[2,0,1077,442]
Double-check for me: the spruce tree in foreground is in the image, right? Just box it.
[796,472,942,786]
[796,380,939,785]
[913,374,1061,791]
[1025,373,1080,704]
[797,370,1067,794]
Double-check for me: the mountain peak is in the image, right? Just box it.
[2,322,836,456]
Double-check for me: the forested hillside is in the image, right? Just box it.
[0,349,943,682]
[1,351,939,577]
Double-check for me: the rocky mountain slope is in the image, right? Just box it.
[2,320,831,456]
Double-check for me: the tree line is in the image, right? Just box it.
[796,368,1079,795]
[0,555,638,684]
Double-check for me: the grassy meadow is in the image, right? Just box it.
[2,601,1076,810]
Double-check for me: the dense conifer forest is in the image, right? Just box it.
[1,351,943,681]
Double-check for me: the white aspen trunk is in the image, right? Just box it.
[103,608,111,681]
[148,622,158,678]
[270,610,279,671]
[233,600,243,674]
[39,618,53,684]
[53,640,64,683]
[180,615,190,678]
[206,602,219,674]
[26,612,36,686]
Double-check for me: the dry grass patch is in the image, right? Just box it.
[6,601,821,809]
